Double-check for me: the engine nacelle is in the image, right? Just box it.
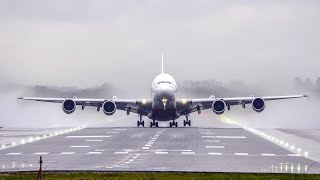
[103,101,116,115]
[62,99,76,114]
[212,100,226,115]
[252,97,265,112]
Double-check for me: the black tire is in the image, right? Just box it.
[169,122,172,128]
[142,121,145,127]
[175,122,178,128]
[189,120,191,127]
[156,122,159,127]
[150,122,153,128]
[183,120,186,127]
[137,121,140,127]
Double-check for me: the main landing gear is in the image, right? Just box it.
[183,115,191,127]
[170,120,178,128]
[150,119,159,128]
[137,114,144,127]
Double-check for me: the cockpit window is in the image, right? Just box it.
[157,81,172,84]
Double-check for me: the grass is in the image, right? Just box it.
[0,172,320,180]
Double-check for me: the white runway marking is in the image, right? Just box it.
[87,152,102,154]
[147,142,154,144]
[114,152,128,154]
[66,136,110,138]
[113,129,126,131]
[85,140,103,142]
[34,152,49,155]
[216,136,247,139]
[261,153,276,156]
[181,152,195,155]
[60,152,75,155]
[208,152,222,155]
[205,146,225,149]
[202,136,246,139]
[70,146,90,148]
[145,144,151,147]
[142,147,149,150]
[6,153,22,155]
[155,151,168,154]
[235,153,249,156]
[203,140,221,143]
[106,132,120,134]
[288,154,301,156]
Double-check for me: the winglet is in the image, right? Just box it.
[161,53,164,74]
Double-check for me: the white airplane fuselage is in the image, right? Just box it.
[150,73,179,121]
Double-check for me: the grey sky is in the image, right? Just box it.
[0,0,319,91]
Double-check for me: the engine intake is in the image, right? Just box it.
[103,101,116,115]
[212,100,226,115]
[62,99,76,114]
[252,97,265,112]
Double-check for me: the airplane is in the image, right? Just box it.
[18,54,308,128]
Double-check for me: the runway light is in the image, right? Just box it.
[291,145,295,150]
[43,135,47,138]
[12,142,16,146]
[297,148,301,152]
[2,145,5,148]
[276,139,279,143]
[285,143,289,147]
[20,140,25,144]
[304,152,309,157]
[29,137,33,142]
[280,141,284,145]
[60,131,63,134]
[36,136,40,140]
[55,132,58,135]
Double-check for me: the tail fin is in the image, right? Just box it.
[161,53,164,74]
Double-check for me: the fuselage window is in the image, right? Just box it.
[157,81,172,84]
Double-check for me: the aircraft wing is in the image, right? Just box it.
[176,95,308,115]
[18,97,152,116]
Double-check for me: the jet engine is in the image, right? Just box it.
[103,101,117,115]
[252,97,265,112]
[212,100,226,115]
[62,99,76,114]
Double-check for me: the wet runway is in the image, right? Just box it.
[0,127,319,173]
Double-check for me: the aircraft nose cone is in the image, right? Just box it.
[156,86,174,100]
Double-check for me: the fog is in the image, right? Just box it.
[0,1,319,129]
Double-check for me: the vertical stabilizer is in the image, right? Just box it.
[161,53,164,74]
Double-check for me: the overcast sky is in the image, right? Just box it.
[0,0,319,91]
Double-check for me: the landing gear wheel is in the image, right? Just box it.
[183,120,191,127]
[150,121,158,128]
[137,120,144,127]
[170,121,178,128]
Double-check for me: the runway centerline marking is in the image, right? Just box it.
[288,154,301,156]
[60,152,75,155]
[6,153,22,155]
[70,146,90,148]
[85,140,103,142]
[87,152,102,154]
[145,144,151,147]
[205,146,225,148]
[181,152,195,155]
[261,153,276,156]
[155,151,168,154]
[66,136,110,138]
[113,129,126,131]
[114,152,129,154]
[106,132,120,134]
[34,152,49,155]
[142,147,149,150]
[235,153,249,156]
[208,152,222,155]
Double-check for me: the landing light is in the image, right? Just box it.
[182,99,187,104]
[142,99,147,105]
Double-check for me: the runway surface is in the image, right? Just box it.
[0,127,319,173]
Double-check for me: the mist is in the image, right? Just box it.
[0,1,319,129]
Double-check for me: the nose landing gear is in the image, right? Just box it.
[183,115,191,127]
[137,114,145,127]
